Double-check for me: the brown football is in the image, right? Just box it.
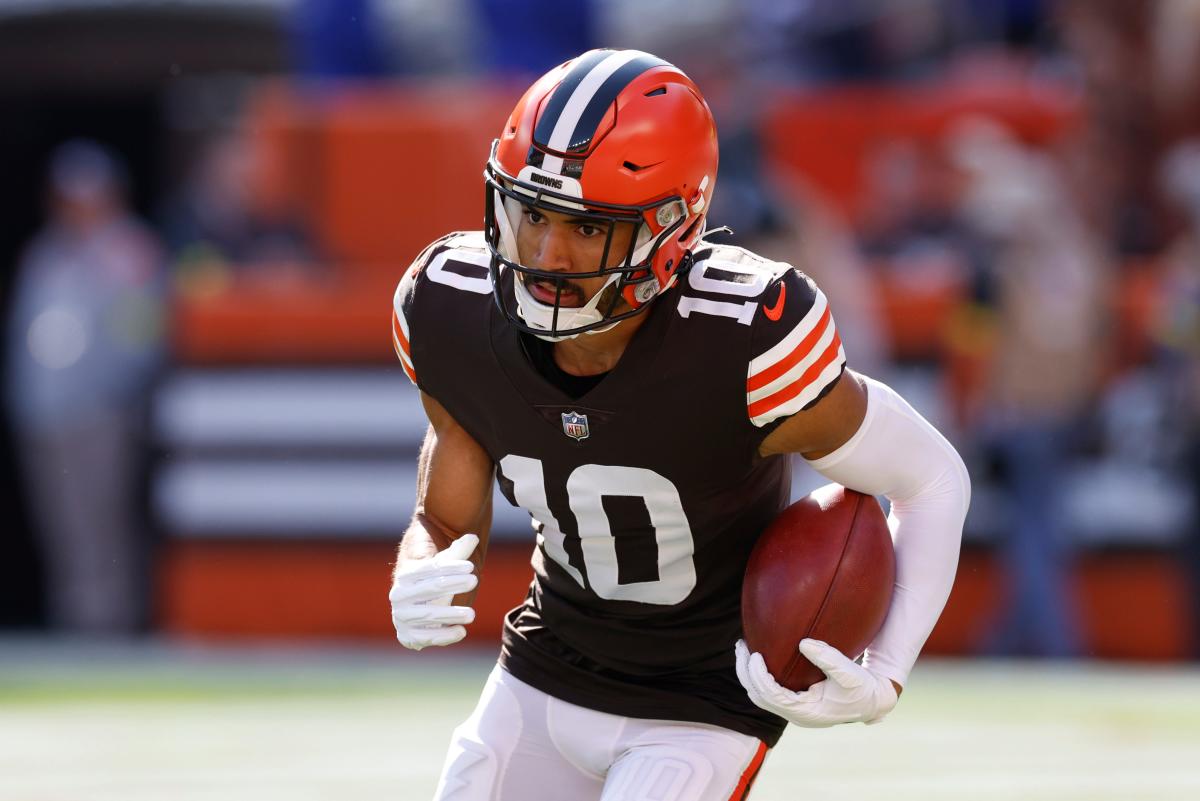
[741,483,895,691]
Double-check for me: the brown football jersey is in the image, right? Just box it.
[392,231,847,746]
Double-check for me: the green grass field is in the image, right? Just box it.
[2,638,1199,801]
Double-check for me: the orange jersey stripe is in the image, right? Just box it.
[395,345,418,383]
[746,329,843,420]
[726,741,768,801]
[392,309,412,357]
[390,316,417,384]
[746,304,832,393]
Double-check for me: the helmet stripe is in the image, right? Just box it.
[565,53,668,153]
[535,50,666,175]
[540,51,642,170]
[532,49,613,152]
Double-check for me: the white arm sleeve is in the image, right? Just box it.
[804,375,970,688]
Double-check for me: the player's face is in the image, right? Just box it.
[516,205,638,308]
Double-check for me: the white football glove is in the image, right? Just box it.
[389,534,479,651]
[734,638,899,728]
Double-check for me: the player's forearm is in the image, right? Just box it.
[864,477,967,686]
[806,376,970,688]
[396,420,496,602]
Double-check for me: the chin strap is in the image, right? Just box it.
[512,270,625,341]
[697,224,733,244]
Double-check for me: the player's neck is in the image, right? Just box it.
[552,310,650,376]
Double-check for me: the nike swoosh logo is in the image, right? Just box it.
[762,282,786,321]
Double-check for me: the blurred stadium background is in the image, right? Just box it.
[1,0,1198,798]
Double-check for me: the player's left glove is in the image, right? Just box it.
[734,638,899,728]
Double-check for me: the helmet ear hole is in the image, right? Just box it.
[678,215,703,246]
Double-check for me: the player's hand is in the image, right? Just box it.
[389,534,479,651]
[734,638,898,728]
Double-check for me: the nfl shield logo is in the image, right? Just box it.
[561,411,590,441]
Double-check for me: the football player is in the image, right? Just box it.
[389,49,970,801]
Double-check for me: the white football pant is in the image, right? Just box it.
[432,665,768,801]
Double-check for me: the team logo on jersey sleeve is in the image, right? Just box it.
[561,411,590,441]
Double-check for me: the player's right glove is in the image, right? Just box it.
[735,638,899,727]
[389,533,479,650]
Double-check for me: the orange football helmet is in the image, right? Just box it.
[485,48,719,339]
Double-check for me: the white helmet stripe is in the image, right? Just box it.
[540,50,644,175]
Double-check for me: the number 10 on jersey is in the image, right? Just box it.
[499,455,698,605]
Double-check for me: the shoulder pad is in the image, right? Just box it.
[391,231,493,387]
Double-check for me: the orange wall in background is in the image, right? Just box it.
[244,81,521,273]
[158,540,533,642]
[159,541,1194,661]
[761,79,1079,221]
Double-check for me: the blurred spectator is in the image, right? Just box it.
[949,119,1113,658]
[161,128,320,296]
[1057,0,1172,256]
[738,0,1053,85]
[1154,140,1200,657]
[959,0,1053,51]
[5,140,166,635]
[740,0,946,83]
[697,56,889,376]
[714,174,890,379]
[1151,0,1200,143]
[858,137,989,297]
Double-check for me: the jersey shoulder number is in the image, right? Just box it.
[392,231,492,387]
[675,244,790,326]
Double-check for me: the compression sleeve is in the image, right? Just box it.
[805,375,970,688]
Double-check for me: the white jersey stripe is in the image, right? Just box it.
[392,278,417,384]
[392,283,413,345]
[540,50,643,175]
[749,343,846,427]
[393,337,415,375]
[747,288,830,380]
[747,314,837,404]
